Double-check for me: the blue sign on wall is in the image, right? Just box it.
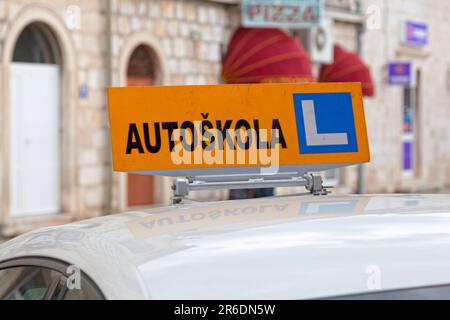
[293,93,358,154]
[80,85,89,99]
[388,62,414,87]
[402,21,428,47]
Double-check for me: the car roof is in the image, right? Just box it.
[2,193,450,299]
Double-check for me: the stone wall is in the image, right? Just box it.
[109,0,239,86]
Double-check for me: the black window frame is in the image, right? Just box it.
[0,256,106,300]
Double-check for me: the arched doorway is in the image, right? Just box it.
[126,45,157,207]
[9,22,62,216]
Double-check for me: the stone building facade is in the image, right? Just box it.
[361,0,450,194]
[0,0,449,236]
[323,0,450,195]
[0,0,240,235]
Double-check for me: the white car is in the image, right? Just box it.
[1,193,450,300]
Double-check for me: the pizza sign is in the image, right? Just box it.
[242,0,322,29]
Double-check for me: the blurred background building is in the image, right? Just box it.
[0,0,450,236]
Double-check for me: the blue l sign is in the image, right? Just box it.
[293,93,358,154]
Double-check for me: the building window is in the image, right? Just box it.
[13,23,61,64]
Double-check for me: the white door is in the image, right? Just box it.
[9,63,60,216]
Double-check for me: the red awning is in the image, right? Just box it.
[319,45,375,97]
[222,27,314,84]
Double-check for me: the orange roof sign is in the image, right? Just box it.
[107,83,370,177]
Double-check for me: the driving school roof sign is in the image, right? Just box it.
[107,83,370,177]
[242,0,322,29]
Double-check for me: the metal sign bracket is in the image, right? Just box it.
[171,173,330,204]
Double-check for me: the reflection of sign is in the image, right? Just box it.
[242,0,322,29]
[401,21,428,47]
[128,200,295,239]
[126,197,369,240]
[388,62,415,87]
[299,200,362,214]
[107,83,369,177]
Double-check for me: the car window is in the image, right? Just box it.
[48,274,103,300]
[62,285,97,300]
[0,258,105,300]
[0,266,63,300]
